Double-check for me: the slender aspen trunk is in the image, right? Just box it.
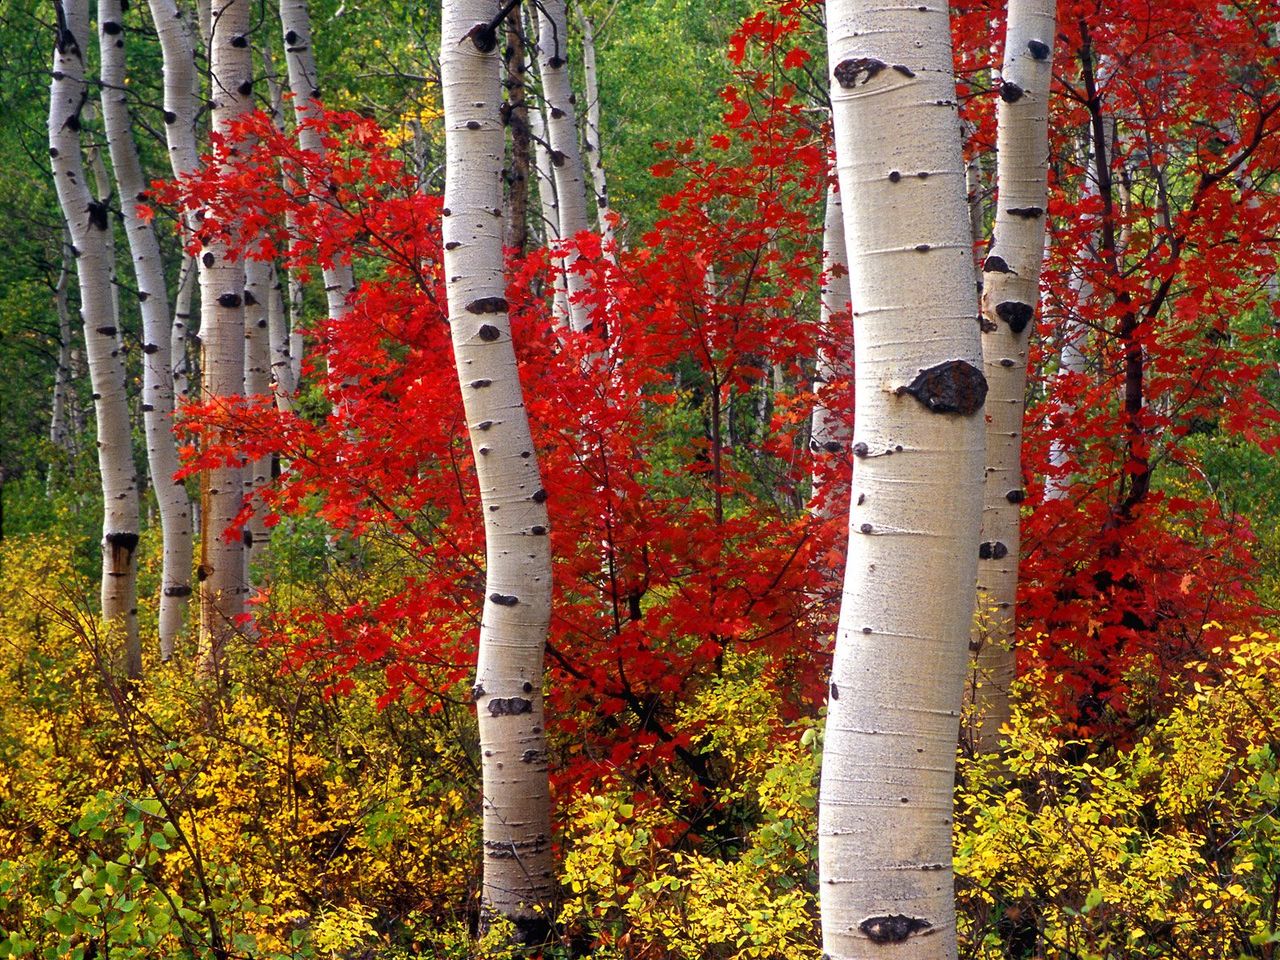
[441,0,555,938]
[968,0,1056,753]
[99,0,195,660]
[261,40,301,409]
[279,0,357,327]
[197,0,253,674]
[962,118,985,283]
[172,253,197,403]
[576,7,615,249]
[525,41,569,325]
[49,0,143,680]
[243,259,272,576]
[820,4,987,957]
[504,8,531,256]
[50,233,74,460]
[535,0,593,332]
[809,178,851,519]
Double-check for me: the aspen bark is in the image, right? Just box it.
[243,259,272,576]
[524,41,569,325]
[49,233,74,460]
[576,7,616,249]
[504,9,531,256]
[441,0,554,937]
[49,0,142,680]
[279,0,357,327]
[100,0,195,660]
[197,0,253,673]
[970,0,1056,752]
[809,178,851,519]
[535,0,593,332]
[171,253,197,403]
[820,4,987,957]
[261,40,301,409]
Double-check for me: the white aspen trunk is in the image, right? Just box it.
[969,0,1056,754]
[820,4,987,957]
[147,0,201,180]
[196,0,253,674]
[576,7,616,250]
[260,41,304,406]
[171,253,197,403]
[1046,134,1096,502]
[50,233,74,460]
[49,0,142,681]
[279,0,357,328]
[267,263,296,411]
[809,178,852,519]
[99,0,195,660]
[243,259,272,576]
[962,117,985,283]
[441,0,555,938]
[525,59,569,326]
[535,0,593,332]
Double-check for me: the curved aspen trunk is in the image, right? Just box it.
[820,4,987,957]
[809,178,851,519]
[576,8,615,250]
[197,0,253,674]
[536,0,593,332]
[49,0,143,680]
[279,0,356,328]
[970,0,1056,752]
[441,0,555,939]
[99,0,194,661]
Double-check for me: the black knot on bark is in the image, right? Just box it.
[142,342,160,354]
[829,682,839,700]
[821,440,842,453]
[530,525,548,536]
[531,488,548,503]
[163,585,193,597]
[472,682,485,700]
[999,357,1015,367]
[1006,489,1025,503]
[285,30,299,44]
[488,696,533,716]
[999,80,1024,102]
[489,593,519,606]
[105,531,140,555]
[834,57,887,88]
[230,33,249,47]
[474,420,494,431]
[548,55,566,69]
[243,290,258,306]
[982,254,1011,273]
[550,107,566,120]
[995,300,1034,334]
[477,323,501,341]
[237,80,253,96]
[550,149,567,167]
[102,20,122,34]
[464,22,498,52]
[444,240,460,250]
[469,379,492,389]
[897,359,988,415]
[1027,39,1051,61]
[49,147,59,158]
[87,200,110,231]
[96,326,117,337]
[860,916,932,944]
[1007,206,1044,219]
[979,540,1010,560]
[891,64,916,77]
[202,252,216,267]
[465,296,508,314]
[217,293,242,308]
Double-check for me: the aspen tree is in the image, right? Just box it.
[820,2,987,957]
[577,7,616,249]
[197,0,254,672]
[971,0,1056,752]
[48,0,143,679]
[442,0,555,938]
[523,29,569,325]
[243,259,273,575]
[809,178,851,518]
[279,0,357,327]
[536,0,593,332]
[99,0,194,659]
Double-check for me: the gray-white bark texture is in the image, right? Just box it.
[196,0,253,673]
[576,7,616,250]
[280,0,357,327]
[243,259,272,577]
[971,0,1056,753]
[100,0,194,661]
[49,0,142,680]
[536,0,593,332]
[820,3,987,957]
[809,178,851,519]
[442,0,555,938]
